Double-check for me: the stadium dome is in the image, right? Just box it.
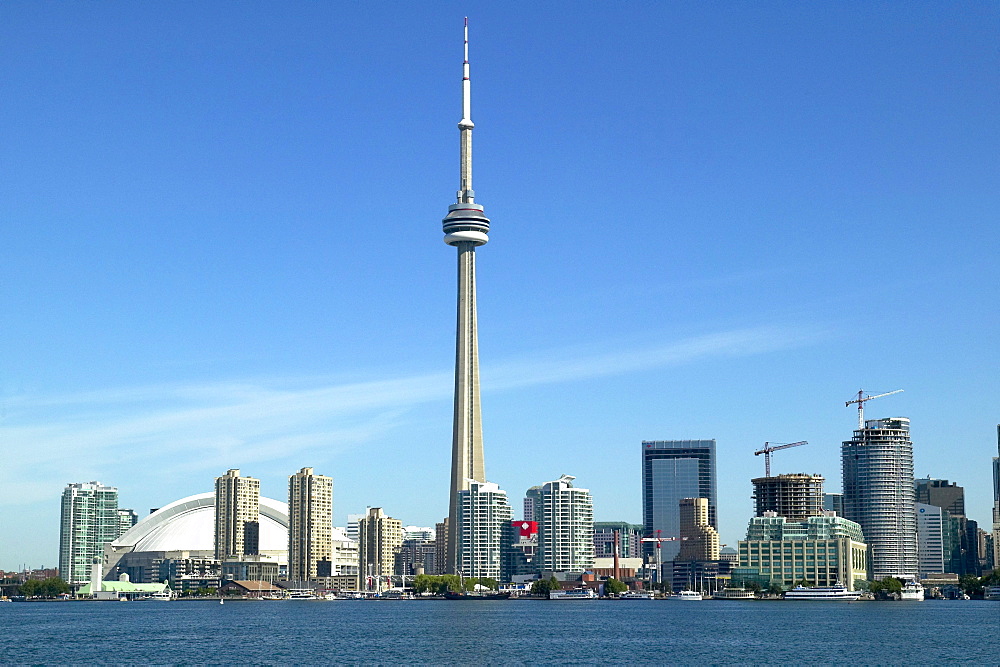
[103,492,289,575]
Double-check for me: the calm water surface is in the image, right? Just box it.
[3,599,998,664]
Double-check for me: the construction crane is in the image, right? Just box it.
[754,441,808,477]
[639,530,685,587]
[846,389,903,429]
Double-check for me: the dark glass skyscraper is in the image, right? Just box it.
[642,440,717,563]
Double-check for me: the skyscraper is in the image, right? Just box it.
[444,19,492,575]
[456,481,512,579]
[842,417,917,579]
[642,440,718,562]
[59,481,120,585]
[751,474,825,522]
[535,475,595,573]
[358,507,403,590]
[288,467,334,583]
[214,469,261,560]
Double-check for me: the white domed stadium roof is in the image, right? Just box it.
[104,492,289,573]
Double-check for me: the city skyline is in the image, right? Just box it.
[1,4,998,570]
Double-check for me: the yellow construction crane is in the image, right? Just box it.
[754,441,808,477]
[845,389,903,429]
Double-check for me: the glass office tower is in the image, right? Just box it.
[642,440,717,563]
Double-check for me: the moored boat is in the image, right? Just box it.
[984,585,1000,601]
[674,590,704,601]
[784,585,860,601]
[443,591,511,600]
[549,588,598,600]
[900,580,924,601]
[712,587,756,600]
[617,590,654,599]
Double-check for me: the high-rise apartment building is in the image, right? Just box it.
[752,474,824,522]
[642,440,717,562]
[116,509,138,537]
[287,467,334,583]
[677,497,720,562]
[214,469,261,560]
[358,507,403,589]
[456,481,511,579]
[535,475,594,573]
[842,417,917,579]
[59,481,120,585]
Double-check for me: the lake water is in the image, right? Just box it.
[3,599,998,664]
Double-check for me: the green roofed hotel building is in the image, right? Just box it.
[736,513,868,590]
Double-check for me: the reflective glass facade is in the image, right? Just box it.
[642,440,717,562]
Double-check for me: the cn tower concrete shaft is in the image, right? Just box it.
[442,19,491,574]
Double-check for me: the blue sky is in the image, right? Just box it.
[1,2,997,570]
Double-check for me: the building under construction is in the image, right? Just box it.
[751,474,825,522]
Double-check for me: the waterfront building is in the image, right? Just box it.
[357,507,403,589]
[593,522,643,559]
[535,475,594,573]
[642,440,717,563]
[913,477,982,576]
[330,527,359,589]
[444,19,494,575]
[992,425,999,569]
[752,474,824,521]
[287,467,334,583]
[737,512,868,590]
[457,481,512,579]
[396,536,437,576]
[678,498,720,562]
[59,481,121,585]
[214,469,261,560]
[823,493,844,517]
[435,519,448,576]
[842,417,917,579]
[116,509,138,537]
[916,503,946,577]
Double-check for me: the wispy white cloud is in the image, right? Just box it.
[0,324,827,507]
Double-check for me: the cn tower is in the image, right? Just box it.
[443,18,490,574]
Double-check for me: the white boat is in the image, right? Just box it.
[900,581,924,601]
[712,587,756,600]
[140,591,173,601]
[674,590,704,601]
[784,585,860,601]
[549,588,598,600]
[617,590,654,599]
[984,585,1000,601]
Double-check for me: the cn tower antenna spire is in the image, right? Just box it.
[458,17,474,203]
